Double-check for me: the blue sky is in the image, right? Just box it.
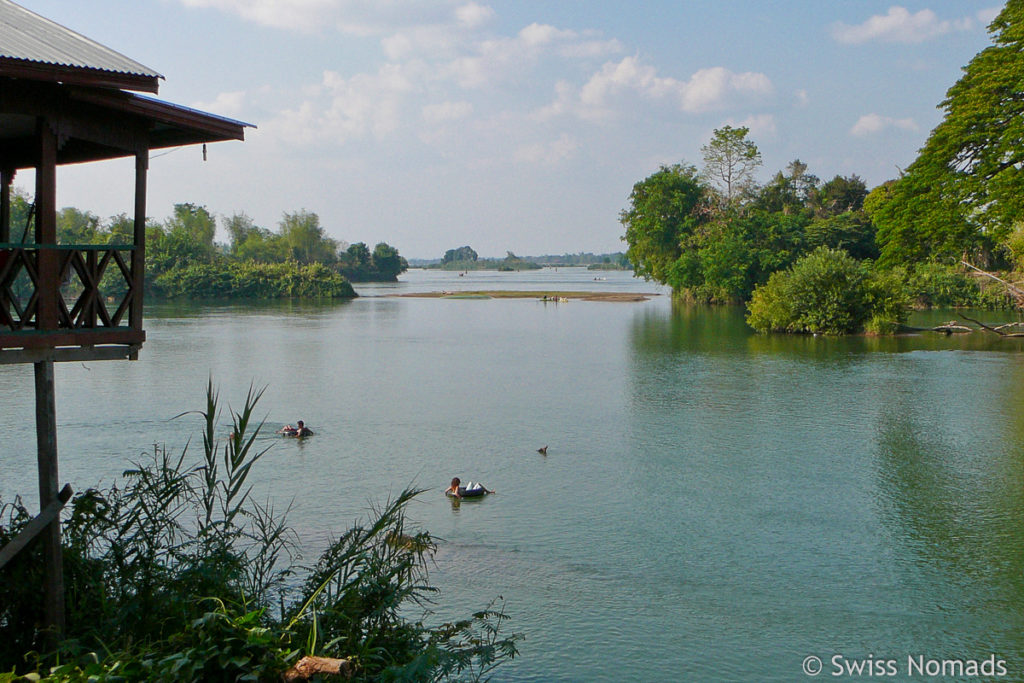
[14,1,1002,258]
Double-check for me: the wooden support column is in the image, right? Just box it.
[35,118,58,331]
[34,358,65,639]
[129,150,147,335]
[0,167,12,242]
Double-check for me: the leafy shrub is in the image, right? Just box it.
[151,260,356,299]
[747,247,909,334]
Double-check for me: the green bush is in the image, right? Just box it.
[151,260,356,299]
[747,247,909,335]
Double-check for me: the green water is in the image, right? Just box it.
[3,268,1024,681]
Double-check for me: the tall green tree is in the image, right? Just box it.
[701,125,762,207]
[278,210,338,264]
[56,207,101,244]
[871,1,1024,266]
[620,164,712,285]
[226,212,285,263]
[371,242,408,281]
[442,245,478,264]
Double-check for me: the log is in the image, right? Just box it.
[960,314,1024,337]
[281,656,354,682]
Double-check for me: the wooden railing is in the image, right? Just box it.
[0,243,144,356]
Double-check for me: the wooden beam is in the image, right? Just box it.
[0,484,72,571]
[34,359,65,638]
[0,344,140,364]
[0,328,145,351]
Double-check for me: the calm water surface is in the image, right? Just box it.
[3,268,1024,681]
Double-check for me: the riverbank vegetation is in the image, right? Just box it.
[5,196,409,299]
[414,246,629,271]
[621,1,1024,335]
[0,383,519,681]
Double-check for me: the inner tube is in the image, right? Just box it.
[447,484,487,498]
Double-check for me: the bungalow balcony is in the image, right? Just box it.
[0,241,144,362]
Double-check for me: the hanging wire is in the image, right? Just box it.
[149,146,183,160]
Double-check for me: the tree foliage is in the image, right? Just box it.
[870,1,1024,266]
[442,245,478,264]
[621,164,711,284]
[746,247,909,335]
[701,125,762,206]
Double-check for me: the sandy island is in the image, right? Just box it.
[386,290,659,302]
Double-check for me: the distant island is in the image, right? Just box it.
[409,246,631,271]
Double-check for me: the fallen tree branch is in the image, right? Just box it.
[931,321,973,334]
[281,656,354,682]
[960,314,1024,337]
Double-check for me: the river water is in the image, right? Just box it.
[3,268,1024,681]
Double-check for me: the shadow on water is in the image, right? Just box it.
[631,301,1024,361]
[146,297,355,320]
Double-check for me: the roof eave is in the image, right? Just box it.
[0,57,160,93]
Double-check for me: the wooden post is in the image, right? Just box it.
[34,358,65,639]
[0,167,11,242]
[35,118,58,332]
[129,151,147,334]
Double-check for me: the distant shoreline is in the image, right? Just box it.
[386,290,658,302]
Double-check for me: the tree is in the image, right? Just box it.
[225,212,285,263]
[620,164,712,285]
[701,125,762,207]
[754,161,819,216]
[166,203,216,256]
[871,2,1024,266]
[56,207,101,244]
[278,210,338,265]
[813,175,868,217]
[805,211,878,261]
[746,247,908,335]
[442,246,478,264]
[371,242,408,281]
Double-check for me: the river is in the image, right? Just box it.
[3,267,1024,681]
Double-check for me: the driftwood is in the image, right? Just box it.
[931,321,973,334]
[959,314,1024,337]
[281,656,354,682]
[953,261,1024,336]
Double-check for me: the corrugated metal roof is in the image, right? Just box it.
[0,0,162,83]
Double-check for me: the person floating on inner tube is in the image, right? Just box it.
[445,477,494,498]
[278,424,297,436]
[294,420,313,437]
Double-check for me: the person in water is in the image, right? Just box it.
[294,420,313,437]
[445,477,494,498]
[278,424,297,436]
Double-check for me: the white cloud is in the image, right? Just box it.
[192,90,248,118]
[514,133,579,165]
[577,57,772,116]
[264,62,425,145]
[794,89,809,108]
[850,113,918,136]
[422,100,473,123]
[455,2,493,29]
[729,113,777,138]
[977,7,1001,25]
[831,6,974,45]
[177,0,457,34]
